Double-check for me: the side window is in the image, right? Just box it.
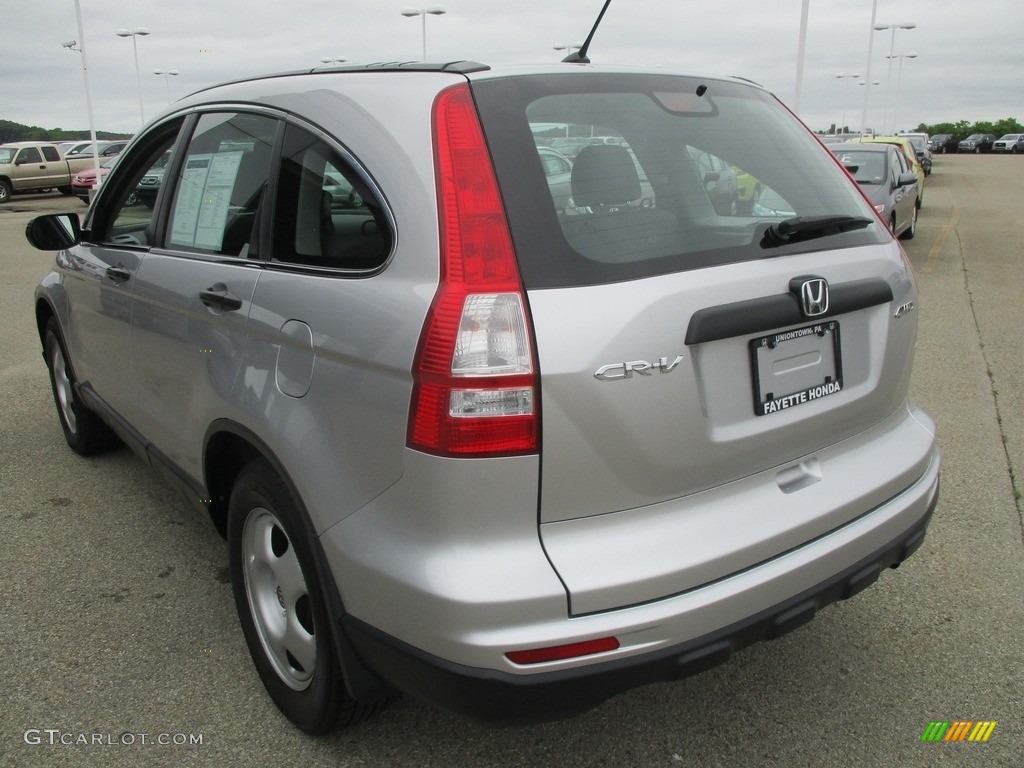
[106,136,179,246]
[18,147,42,164]
[41,146,60,162]
[271,124,392,270]
[541,151,570,176]
[166,113,277,257]
[891,149,904,183]
[897,148,910,173]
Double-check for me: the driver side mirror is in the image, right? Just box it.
[896,171,917,189]
[26,213,82,251]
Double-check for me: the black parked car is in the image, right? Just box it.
[928,134,958,154]
[958,134,996,153]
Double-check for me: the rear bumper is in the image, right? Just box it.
[340,464,939,725]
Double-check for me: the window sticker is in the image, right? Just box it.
[169,150,244,251]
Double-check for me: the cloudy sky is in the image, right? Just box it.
[4,0,1021,136]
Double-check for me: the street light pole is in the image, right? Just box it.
[875,22,915,134]
[63,1,100,181]
[793,0,810,114]
[116,27,151,125]
[859,0,880,136]
[400,7,446,60]
[836,73,860,134]
[886,52,918,134]
[153,69,178,105]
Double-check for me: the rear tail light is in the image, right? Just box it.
[407,84,539,458]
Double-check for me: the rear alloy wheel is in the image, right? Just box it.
[43,318,120,455]
[228,460,380,733]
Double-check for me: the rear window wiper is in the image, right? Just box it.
[760,215,872,248]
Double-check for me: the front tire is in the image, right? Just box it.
[43,318,120,455]
[0,179,11,204]
[227,460,376,734]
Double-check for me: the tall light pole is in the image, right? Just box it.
[62,4,100,182]
[886,52,918,134]
[836,73,860,134]
[875,22,915,135]
[859,0,880,135]
[400,7,446,60]
[793,0,810,114]
[153,69,178,105]
[116,27,151,125]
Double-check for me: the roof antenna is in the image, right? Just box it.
[561,0,613,63]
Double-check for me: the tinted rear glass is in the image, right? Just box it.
[472,74,885,289]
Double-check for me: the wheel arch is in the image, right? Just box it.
[203,419,395,705]
[203,420,285,538]
[35,297,57,348]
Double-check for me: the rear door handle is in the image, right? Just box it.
[199,284,243,311]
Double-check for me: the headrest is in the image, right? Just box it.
[570,144,641,209]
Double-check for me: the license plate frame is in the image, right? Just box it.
[750,320,843,416]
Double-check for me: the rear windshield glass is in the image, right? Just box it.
[472,74,884,289]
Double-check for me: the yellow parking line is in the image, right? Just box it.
[921,206,959,274]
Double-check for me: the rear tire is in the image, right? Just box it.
[899,206,917,240]
[227,460,381,734]
[43,319,120,455]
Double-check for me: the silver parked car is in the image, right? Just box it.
[831,142,918,239]
[28,59,939,734]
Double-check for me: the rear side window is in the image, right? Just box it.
[42,146,60,162]
[167,112,277,257]
[270,124,392,271]
[473,74,885,289]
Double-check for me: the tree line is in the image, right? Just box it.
[912,117,1023,138]
[0,119,132,144]
[826,117,1023,138]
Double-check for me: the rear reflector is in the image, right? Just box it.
[505,637,620,665]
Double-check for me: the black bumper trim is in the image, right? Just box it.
[339,484,937,726]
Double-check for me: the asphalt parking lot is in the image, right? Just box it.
[1,155,1021,767]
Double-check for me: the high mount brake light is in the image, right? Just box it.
[407,84,539,458]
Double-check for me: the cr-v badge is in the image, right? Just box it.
[594,355,684,381]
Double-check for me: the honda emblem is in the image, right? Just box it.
[800,278,829,317]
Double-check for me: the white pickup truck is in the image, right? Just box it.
[0,141,98,203]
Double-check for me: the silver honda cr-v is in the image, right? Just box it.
[28,58,940,734]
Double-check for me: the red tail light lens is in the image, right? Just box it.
[506,637,621,665]
[407,84,539,458]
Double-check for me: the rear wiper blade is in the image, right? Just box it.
[760,215,872,248]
